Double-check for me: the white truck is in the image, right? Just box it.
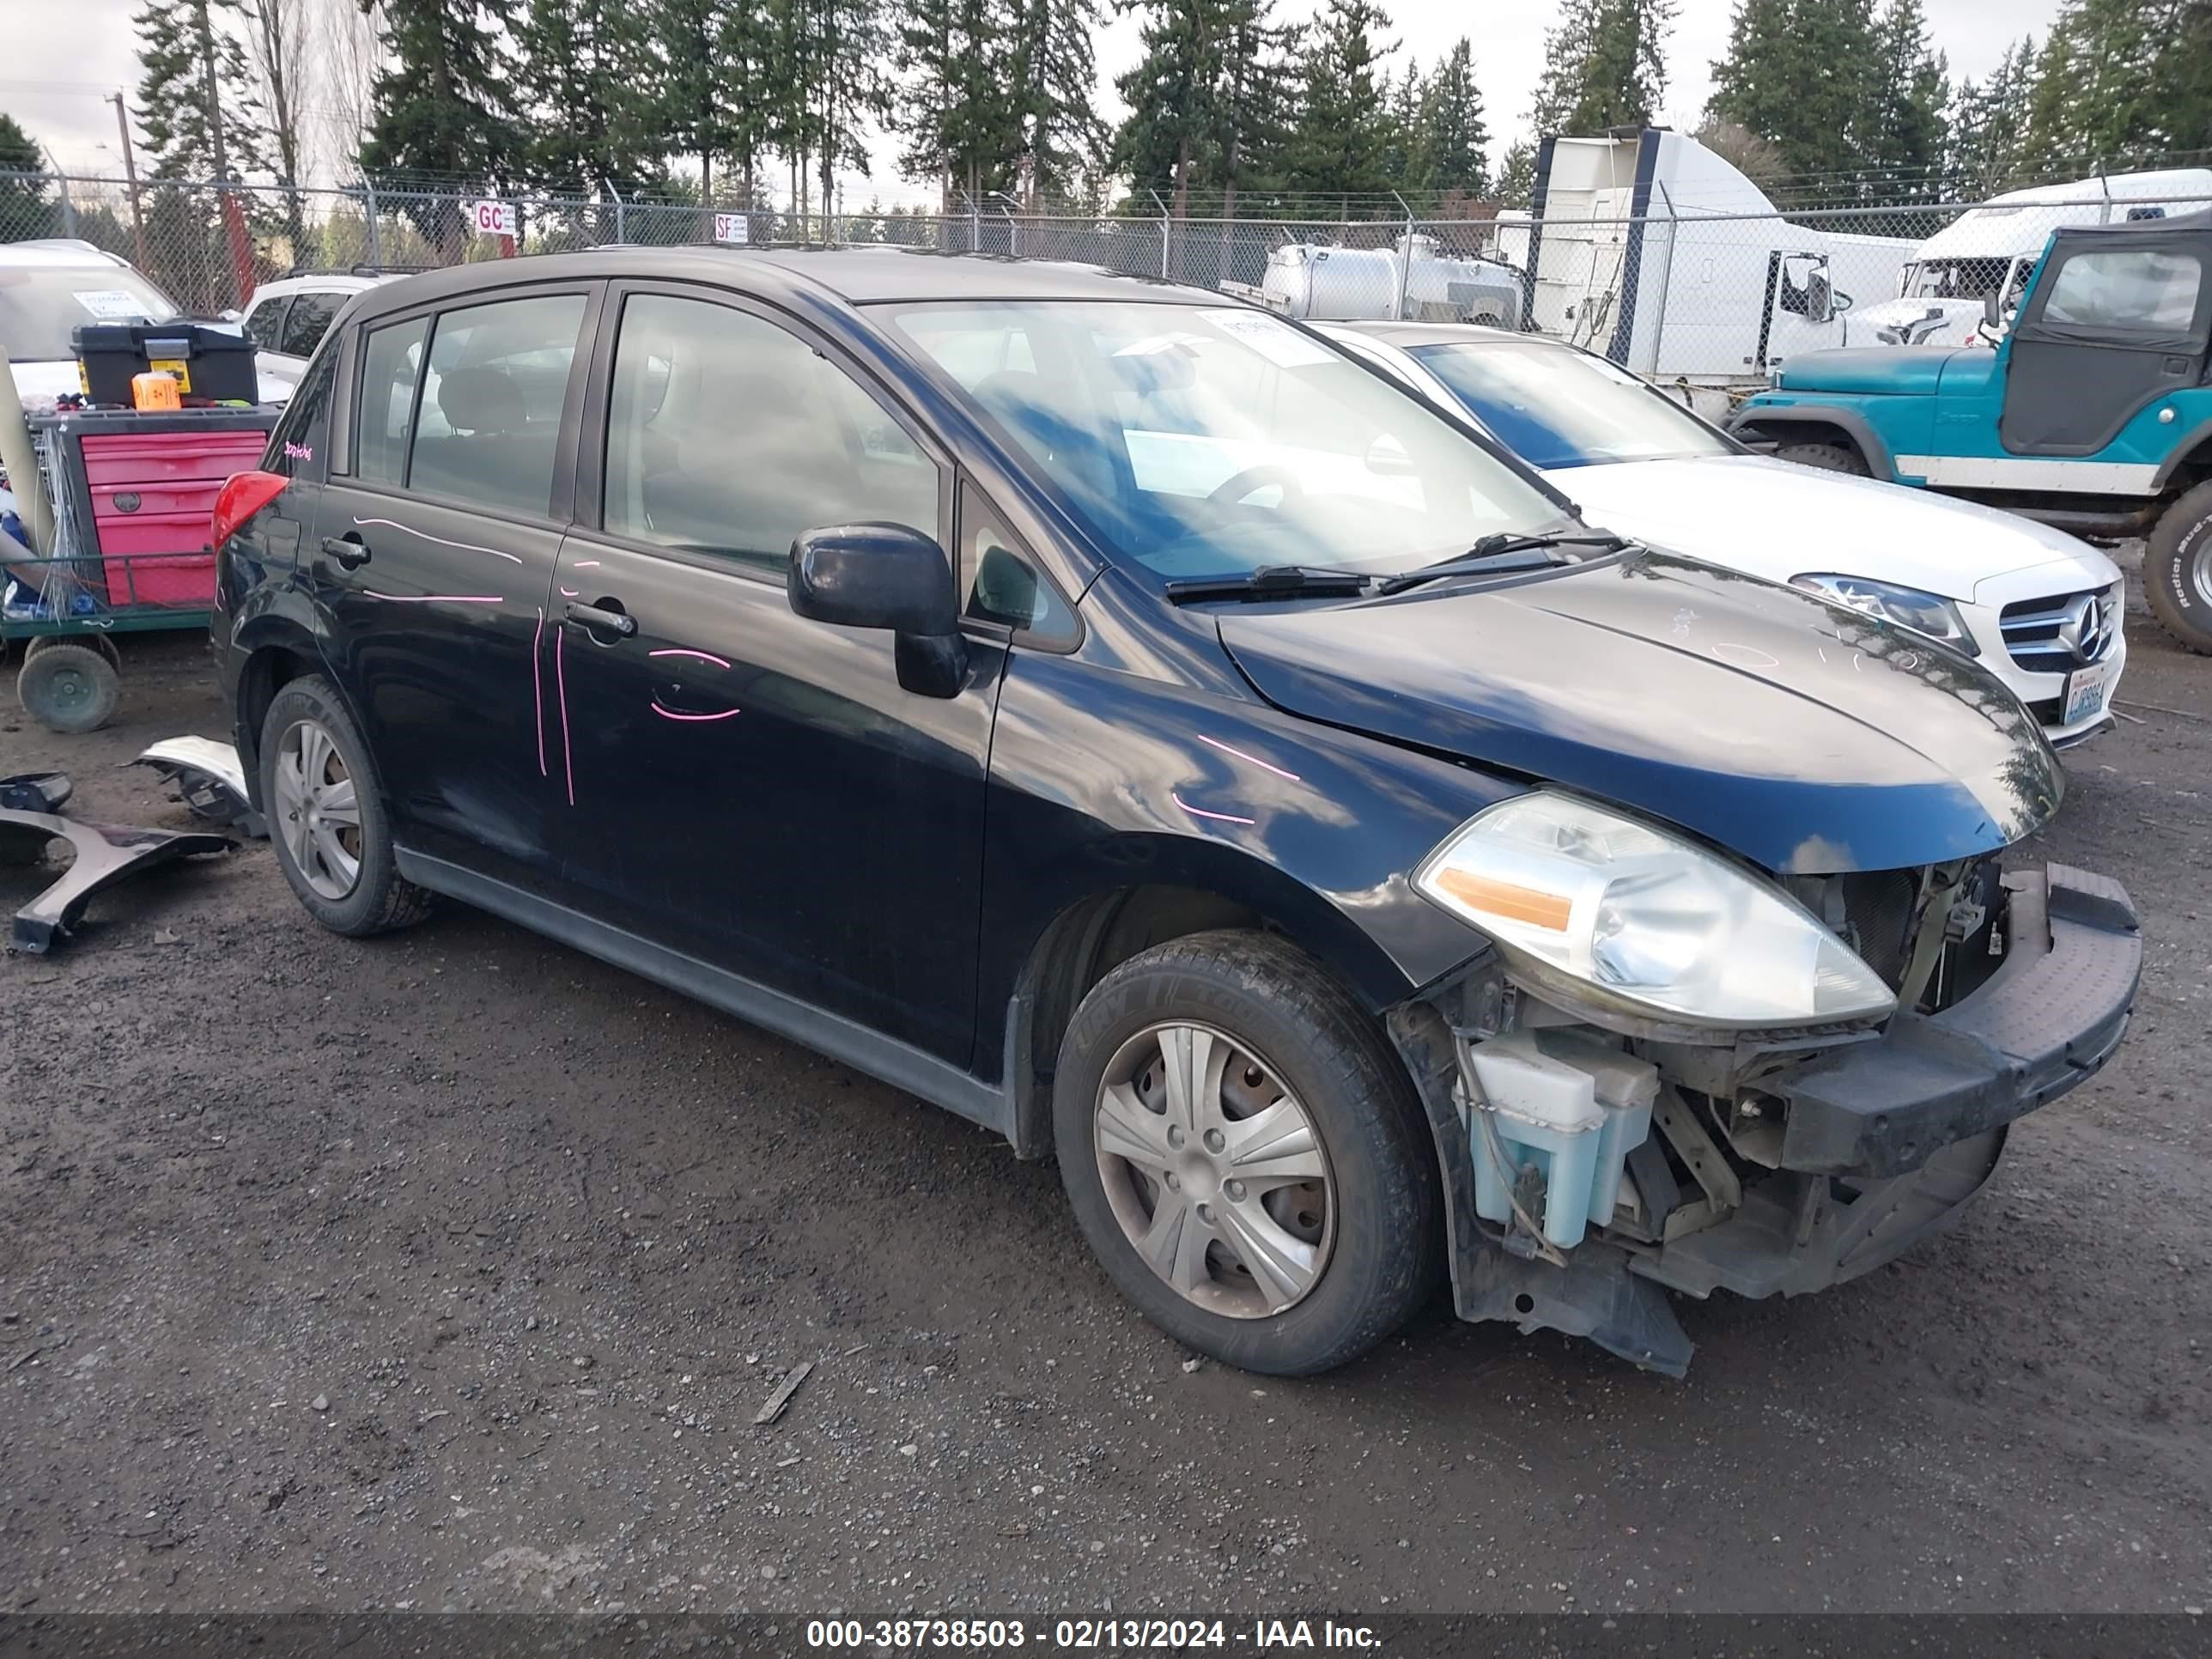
[1850,167,2212,348]
[1520,128,1916,418]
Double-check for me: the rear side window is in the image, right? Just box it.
[281,290,343,357]
[242,296,290,350]
[409,293,586,516]
[355,315,428,486]
[601,294,939,569]
[2041,250,2203,332]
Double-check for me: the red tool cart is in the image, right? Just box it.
[3,407,278,732]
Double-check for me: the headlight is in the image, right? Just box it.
[1413,793,1896,1029]
[1790,573,1978,654]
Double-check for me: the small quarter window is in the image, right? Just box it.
[959,482,1076,644]
[355,315,428,487]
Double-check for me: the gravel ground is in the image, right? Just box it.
[1,562,2207,1620]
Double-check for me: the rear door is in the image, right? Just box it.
[2000,238,2210,454]
[309,281,599,882]
[544,282,1004,1064]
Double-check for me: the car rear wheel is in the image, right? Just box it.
[1053,931,1440,1376]
[258,675,434,936]
[2145,480,2212,655]
[1775,440,1871,477]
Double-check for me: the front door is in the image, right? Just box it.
[310,283,598,880]
[546,285,1003,1065]
[2001,237,2210,454]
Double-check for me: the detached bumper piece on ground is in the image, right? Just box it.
[0,770,231,953]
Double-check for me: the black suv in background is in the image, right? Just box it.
[211,249,2139,1377]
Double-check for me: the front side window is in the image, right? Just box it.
[890,301,1564,580]
[242,296,290,349]
[2040,249,2204,332]
[1408,342,1733,471]
[959,482,1076,641]
[280,290,343,357]
[408,293,586,515]
[604,294,939,569]
[354,315,428,487]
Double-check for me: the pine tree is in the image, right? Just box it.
[1282,0,1399,206]
[133,0,270,180]
[896,0,1022,207]
[0,113,56,240]
[1861,0,1949,191]
[1009,0,1106,208]
[240,0,307,251]
[1409,40,1488,198]
[1705,0,1881,191]
[1948,40,2039,193]
[1531,0,1674,137]
[804,0,896,220]
[1114,0,1226,216]
[357,0,520,188]
[515,0,653,195]
[1494,138,1536,208]
[1213,1,1299,210]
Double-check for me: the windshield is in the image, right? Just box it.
[886,300,1565,579]
[1407,341,1732,471]
[0,263,179,361]
[1900,258,2018,301]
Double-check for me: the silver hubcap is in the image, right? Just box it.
[273,717,362,902]
[2190,524,2212,610]
[1093,1022,1334,1320]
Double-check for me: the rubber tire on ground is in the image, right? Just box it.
[2144,479,2212,655]
[1052,930,1442,1376]
[258,673,434,936]
[15,642,120,733]
[1775,440,1871,477]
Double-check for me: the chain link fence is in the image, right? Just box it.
[7,170,2209,393]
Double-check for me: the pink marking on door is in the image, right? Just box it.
[650,699,741,723]
[532,606,547,777]
[1196,733,1302,781]
[351,516,524,564]
[648,648,733,669]
[559,586,580,598]
[363,590,504,603]
[574,560,600,568]
[1172,792,1255,827]
[556,623,575,806]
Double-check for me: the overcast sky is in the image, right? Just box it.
[3,0,2067,198]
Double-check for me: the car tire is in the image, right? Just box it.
[2145,480,2212,655]
[1775,440,1871,477]
[258,674,434,936]
[15,641,120,733]
[1052,930,1441,1376]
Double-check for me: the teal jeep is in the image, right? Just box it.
[1730,209,2212,653]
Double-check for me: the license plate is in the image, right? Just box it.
[2063,657,2116,726]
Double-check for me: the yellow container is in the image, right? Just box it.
[131,371,183,411]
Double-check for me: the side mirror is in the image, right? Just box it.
[1806,270,1834,325]
[788,522,959,636]
[789,522,969,698]
[1983,294,2002,328]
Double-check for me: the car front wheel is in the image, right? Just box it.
[1053,931,1440,1376]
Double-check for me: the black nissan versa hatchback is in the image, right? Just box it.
[210,248,2141,1377]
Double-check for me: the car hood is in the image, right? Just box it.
[1851,296,1990,348]
[1217,550,2060,875]
[1553,455,2115,599]
[1773,345,1960,395]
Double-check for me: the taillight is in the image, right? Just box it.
[211,469,289,550]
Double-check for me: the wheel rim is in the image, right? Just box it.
[273,717,362,902]
[2189,529,2212,611]
[44,665,95,714]
[1093,1021,1335,1321]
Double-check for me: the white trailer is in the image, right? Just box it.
[1253,235,1524,328]
[1851,168,2212,348]
[1523,128,1916,416]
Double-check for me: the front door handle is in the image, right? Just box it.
[565,599,637,638]
[320,533,370,569]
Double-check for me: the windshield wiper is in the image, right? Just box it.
[1163,564,1376,605]
[1374,531,1629,595]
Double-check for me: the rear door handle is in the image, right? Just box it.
[565,599,637,637]
[320,533,370,569]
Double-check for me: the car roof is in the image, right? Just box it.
[348,245,1212,322]
[258,272,388,294]
[0,239,132,270]
[1329,320,1547,350]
